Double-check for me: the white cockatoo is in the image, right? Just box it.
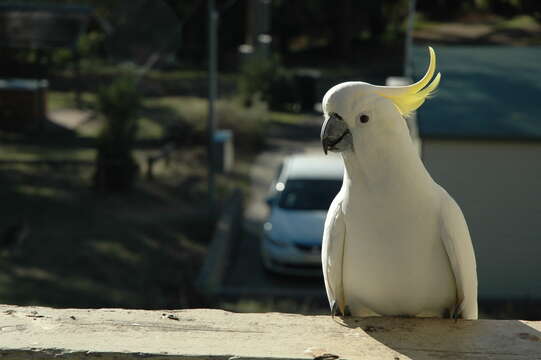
[320,47,478,319]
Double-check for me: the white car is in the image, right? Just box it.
[261,154,343,276]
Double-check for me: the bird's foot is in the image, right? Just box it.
[331,301,342,319]
[331,302,351,319]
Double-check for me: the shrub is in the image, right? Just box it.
[163,96,269,151]
[267,71,298,111]
[77,31,105,59]
[216,97,269,150]
[94,76,141,192]
[50,48,73,69]
[237,55,297,111]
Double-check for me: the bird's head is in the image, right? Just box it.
[321,47,441,155]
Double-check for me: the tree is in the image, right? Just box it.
[94,76,140,192]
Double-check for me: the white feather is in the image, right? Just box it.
[321,86,478,319]
[322,191,346,314]
[438,187,478,319]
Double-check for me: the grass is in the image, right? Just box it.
[414,13,540,31]
[0,151,210,308]
[0,73,333,310]
[52,59,237,83]
[413,13,541,45]
[47,92,205,140]
[48,91,97,112]
[0,89,263,309]
[495,15,540,31]
[413,13,444,31]
[47,92,270,147]
[139,95,271,150]
[0,142,256,308]
[0,144,94,162]
[269,111,307,126]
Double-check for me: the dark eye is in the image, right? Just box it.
[360,114,369,123]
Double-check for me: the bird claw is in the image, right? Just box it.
[331,302,351,318]
[331,301,343,319]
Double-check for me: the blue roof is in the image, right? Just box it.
[412,45,541,139]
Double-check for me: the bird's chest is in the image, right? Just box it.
[340,191,455,316]
[343,185,438,248]
[343,206,439,267]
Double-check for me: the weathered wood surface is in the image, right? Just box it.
[0,305,539,359]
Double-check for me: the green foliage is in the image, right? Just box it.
[161,96,269,151]
[267,72,299,112]
[496,14,540,29]
[94,76,141,192]
[50,48,73,69]
[50,30,105,70]
[238,56,297,111]
[216,97,269,150]
[237,55,278,105]
[97,77,140,135]
[77,31,105,59]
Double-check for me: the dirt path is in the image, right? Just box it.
[48,109,95,130]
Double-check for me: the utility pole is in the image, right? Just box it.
[208,0,218,218]
[404,0,417,78]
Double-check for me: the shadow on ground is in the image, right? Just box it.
[0,144,211,309]
[339,316,541,359]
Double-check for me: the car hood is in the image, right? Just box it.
[267,207,327,245]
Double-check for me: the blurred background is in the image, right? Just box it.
[0,0,539,319]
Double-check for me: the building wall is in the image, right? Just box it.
[422,140,541,300]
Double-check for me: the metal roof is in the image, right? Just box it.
[413,45,541,140]
[0,3,92,49]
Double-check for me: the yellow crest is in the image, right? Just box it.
[373,47,441,117]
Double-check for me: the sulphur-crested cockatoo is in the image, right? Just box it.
[320,47,477,319]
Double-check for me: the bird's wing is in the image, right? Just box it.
[439,188,478,319]
[322,193,346,314]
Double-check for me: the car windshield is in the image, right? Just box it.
[278,179,342,210]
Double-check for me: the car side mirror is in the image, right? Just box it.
[265,195,276,207]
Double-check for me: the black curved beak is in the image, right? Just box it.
[321,113,350,155]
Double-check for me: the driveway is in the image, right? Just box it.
[221,116,329,301]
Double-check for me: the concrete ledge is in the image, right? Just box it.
[1,305,540,359]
